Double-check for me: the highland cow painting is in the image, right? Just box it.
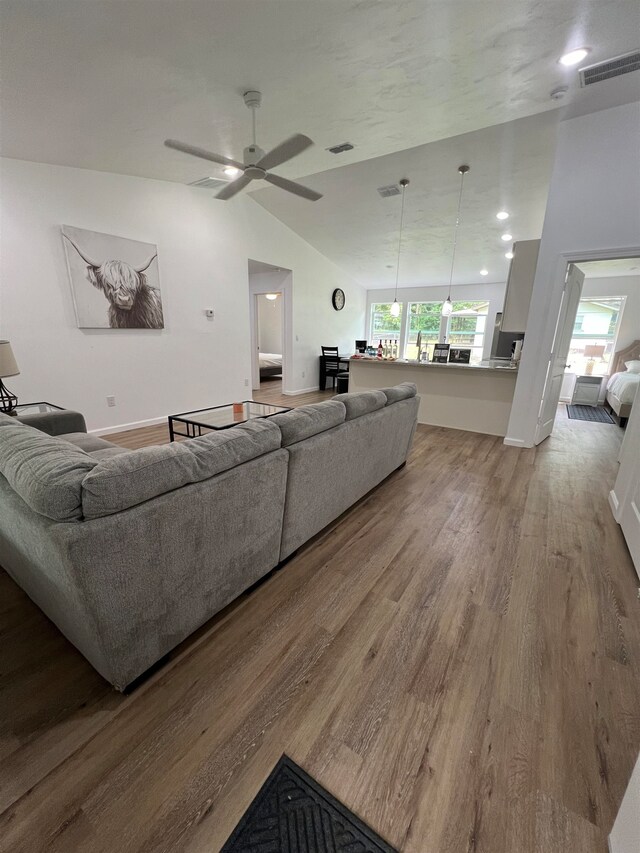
[62,226,163,329]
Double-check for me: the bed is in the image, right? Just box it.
[259,352,282,379]
[606,340,640,426]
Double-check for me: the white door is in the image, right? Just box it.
[611,395,640,579]
[534,263,584,444]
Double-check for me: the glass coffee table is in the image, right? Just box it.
[10,402,65,416]
[168,401,291,441]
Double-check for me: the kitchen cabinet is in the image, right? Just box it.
[501,239,540,333]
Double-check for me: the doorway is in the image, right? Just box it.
[535,256,639,444]
[248,260,293,395]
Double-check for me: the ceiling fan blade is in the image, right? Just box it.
[164,139,244,171]
[215,173,254,200]
[256,134,314,171]
[263,172,322,201]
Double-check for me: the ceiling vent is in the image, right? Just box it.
[327,142,354,154]
[377,184,401,198]
[579,50,640,87]
[188,176,228,190]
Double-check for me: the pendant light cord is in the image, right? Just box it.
[446,168,467,302]
[394,181,408,302]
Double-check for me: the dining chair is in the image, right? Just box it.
[321,346,344,390]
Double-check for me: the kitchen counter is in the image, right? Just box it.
[348,358,519,436]
[350,357,518,373]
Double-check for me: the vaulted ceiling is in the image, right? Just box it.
[2,0,638,287]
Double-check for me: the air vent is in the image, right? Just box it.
[327,142,354,154]
[377,184,401,198]
[188,176,228,190]
[579,50,640,87]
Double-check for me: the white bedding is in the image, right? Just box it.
[607,371,640,404]
[259,352,282,369]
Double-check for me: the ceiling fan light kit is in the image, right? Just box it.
[164,90,322,202]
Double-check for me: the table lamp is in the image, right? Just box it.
[0,340,20,413]
[584,344,605,376]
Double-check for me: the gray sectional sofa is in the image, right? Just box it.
[0,384,418,690]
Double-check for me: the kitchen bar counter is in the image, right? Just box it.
[348,357,518,436]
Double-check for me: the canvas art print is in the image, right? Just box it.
[62,225,163,329]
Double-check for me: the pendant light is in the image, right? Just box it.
[442,164,470,317]
[390,178,409,318]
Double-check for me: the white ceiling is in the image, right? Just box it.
[252,110,558,287]
[2,0,639,288]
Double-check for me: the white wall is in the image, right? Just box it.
[0,158,366,430]
[610,753,640,853]
[366,281,506,361]
[506,101,640,447]
[257,295,283,355]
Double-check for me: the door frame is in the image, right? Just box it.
[248,266,293,394]
[534,263,584,445]
[506,243,640,448]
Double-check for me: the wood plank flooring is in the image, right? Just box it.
[1,396,639,852]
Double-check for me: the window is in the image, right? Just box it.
[369,303,402,348]
[567,297,624,376]
[405,300,488,363]
[405,302,442,359]
[445,302,488,364]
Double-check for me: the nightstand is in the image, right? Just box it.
[572,375,602,407]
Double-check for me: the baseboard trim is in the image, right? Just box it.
[90,415,167,436]
[608,489,620,521]
[282,385,320,396]
[503,436,527,447]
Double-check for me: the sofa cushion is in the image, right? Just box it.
[380,382,417,405]
[89,446,132,461]
[270,400,346,447]
[81,418,281,518]
[0,418,96,521]
[0,412,20,427]
[62,432,119,453]
[332,390,387,421]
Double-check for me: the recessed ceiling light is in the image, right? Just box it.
[501,233,513,242]
[265,293,279,300]
[496,211,509,220]
[480,269,489,276]
[224,166,240,177]
[505,251,514,259]
[559,47,590,67]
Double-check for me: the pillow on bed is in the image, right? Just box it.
[624,360,640,374]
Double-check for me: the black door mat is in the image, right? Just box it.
[567,405,615,423]
[220,754,398,853]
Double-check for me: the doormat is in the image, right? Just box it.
[567,405,615,424]
[220,754,398,853]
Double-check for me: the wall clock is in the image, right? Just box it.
[332,288,345,311]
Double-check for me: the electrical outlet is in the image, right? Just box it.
[244,378,249,387]
[106,395,116,407]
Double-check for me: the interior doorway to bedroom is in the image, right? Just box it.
[536,256,639,447]
[248,259,292,395]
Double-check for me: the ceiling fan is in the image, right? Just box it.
[165,90,322,202]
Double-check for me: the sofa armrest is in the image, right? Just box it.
[17,409,87,436]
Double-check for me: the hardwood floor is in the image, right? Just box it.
[1,399,638,852]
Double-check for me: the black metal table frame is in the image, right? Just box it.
[168,400,291,441]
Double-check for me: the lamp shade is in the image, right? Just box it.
[584,344,605,358]
[0,341,19,378]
